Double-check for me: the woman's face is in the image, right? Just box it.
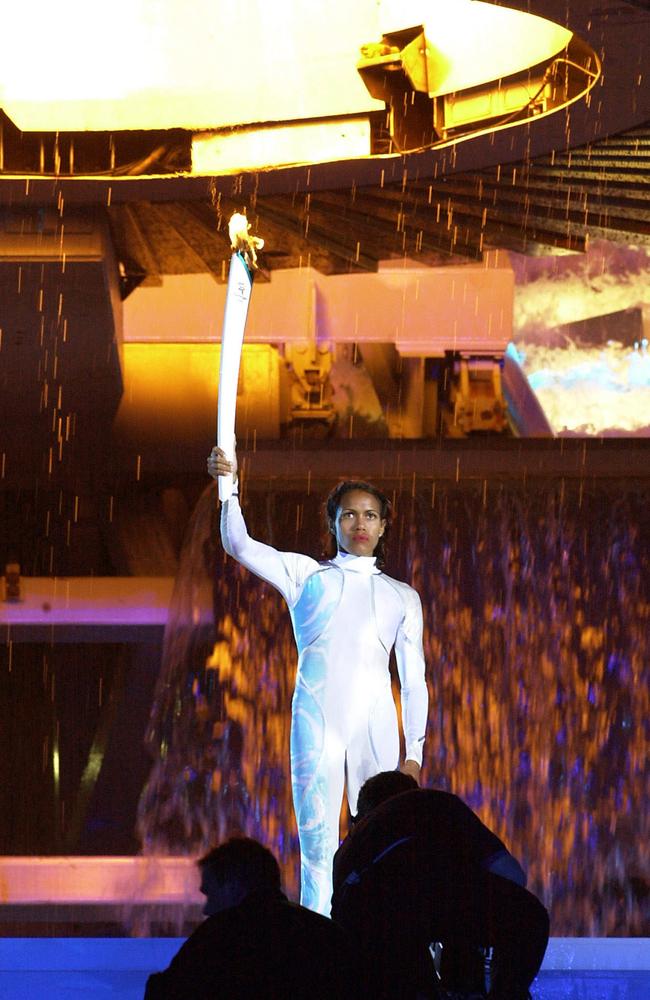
[332,489,385,558]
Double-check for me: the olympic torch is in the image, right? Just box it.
[217,213,264,502]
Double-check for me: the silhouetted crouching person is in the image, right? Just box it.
[332,772,549,1000]
[145,837,354,1000]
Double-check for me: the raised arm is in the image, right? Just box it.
[394,586,429,781]
[208,446,317,606]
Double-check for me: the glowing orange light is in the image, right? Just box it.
[0,0,591,176]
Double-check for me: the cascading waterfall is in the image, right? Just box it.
[138,479,649,934]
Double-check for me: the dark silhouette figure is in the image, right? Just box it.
[145,837,354,1000]
[332,772,549,1000]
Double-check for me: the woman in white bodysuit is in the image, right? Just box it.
[208,446,429,915]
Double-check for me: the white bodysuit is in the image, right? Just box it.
[221,496,429,914]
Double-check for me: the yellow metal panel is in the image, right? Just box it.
[114,342,280,447]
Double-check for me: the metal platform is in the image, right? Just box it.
[0,577,175,643]
[229,439,650,491]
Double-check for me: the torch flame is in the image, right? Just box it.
[228,212,264,269]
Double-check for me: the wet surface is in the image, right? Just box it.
[0,947,648,1000]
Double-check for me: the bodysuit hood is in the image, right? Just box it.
[332,550,380,574]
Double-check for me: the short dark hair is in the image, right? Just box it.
[198,837,281,893]
[356,770,418,820]
[325,480,392,568]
